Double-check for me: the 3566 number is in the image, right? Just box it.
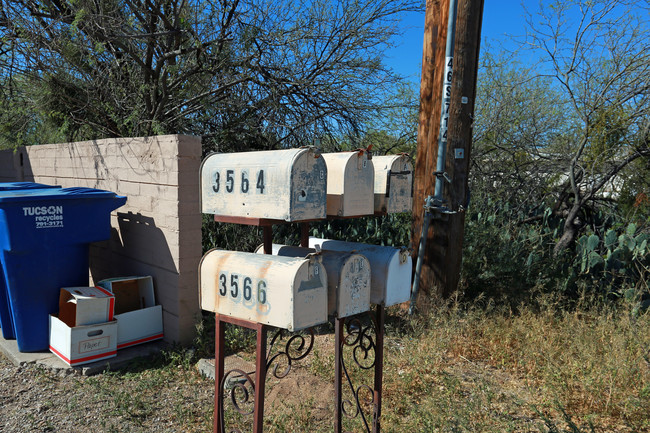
[212,169,265,194]
[218,272,267,305]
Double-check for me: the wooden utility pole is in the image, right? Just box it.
[411,0,485,306]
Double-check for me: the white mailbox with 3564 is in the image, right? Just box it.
[200,148,327,221]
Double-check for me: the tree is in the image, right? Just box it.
[0,0,422,149]
[523,0,650,254]
[471,52,569,214]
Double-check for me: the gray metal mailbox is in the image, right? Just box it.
[199,249,328,331]
[255,244,371,318]
[308,237,411,307]
[373,154,413,214]
[321,150,374,217]
[200,148,327,221]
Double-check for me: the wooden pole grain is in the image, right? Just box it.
[411,0,485,304]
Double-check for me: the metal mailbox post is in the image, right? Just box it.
[309,238,412,307]
[372,154,413,214]
[321,150,374,217]
[201,148,327,221]
[254,244,372,318]
[200,150,414,433]
[199,250,328,331]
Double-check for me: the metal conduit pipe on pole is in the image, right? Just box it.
[409,0,459,315]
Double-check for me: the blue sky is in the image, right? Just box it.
[386,1,530,83]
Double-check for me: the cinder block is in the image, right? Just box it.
[122,194,154,213]
[161,310,198,345]
[115,181,140,197]
[178,228,202,247]
[177,156,201,174]
[156,138,182,157]
[0,135,202,348]
[177,199,200,216]
[162,215,180,231]
[152,198,180,216]
[177,213,202,232]
[140,183,179,201]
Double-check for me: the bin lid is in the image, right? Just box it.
[0,182,60,191]
[0,187,122,202]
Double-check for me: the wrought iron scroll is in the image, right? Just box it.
[266,327,315,379]
[337,311,382,433]
[219,369,256,433]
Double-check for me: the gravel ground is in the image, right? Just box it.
[0,352,215,432]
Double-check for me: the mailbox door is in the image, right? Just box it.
[257,244,372,317]
[289,150,328,221]
[334,253,371,317]
[386,156,413,213]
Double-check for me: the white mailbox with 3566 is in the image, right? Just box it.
[199,250,328,331]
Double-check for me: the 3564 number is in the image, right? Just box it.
[212,169,265,194]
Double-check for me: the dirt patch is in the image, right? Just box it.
[266,365,335,420]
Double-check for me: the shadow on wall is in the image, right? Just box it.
[0,147,35,183]
[90,212,177,287]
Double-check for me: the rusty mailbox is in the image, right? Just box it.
[308,237,411,307]
[373,154,413,214]
[200,148,327,221]
[321,150,374,217]
[199,250,328,331]
[255,244,371,318]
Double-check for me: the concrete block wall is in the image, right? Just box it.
[0,135,202,345]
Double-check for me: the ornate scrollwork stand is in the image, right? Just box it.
[214,315,316,433]
[335,305,385,433]
[211,218,385,433]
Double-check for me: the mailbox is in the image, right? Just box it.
[308,237,411,306]
[373,154,413,214]
[200,148,327,221]
[321,150,374,217]
[255,244,371,318]
[199,249,328,331]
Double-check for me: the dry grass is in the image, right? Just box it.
[376,298,650,432]
[219,297,650,432]
[3,297,647,432]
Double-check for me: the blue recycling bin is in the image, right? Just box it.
[0,182,61,340]
[0,187,126,352]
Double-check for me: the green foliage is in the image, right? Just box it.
[310,213,412,247]
[461,192,649,307]
[1,0,422,148]
[572,223,650,302]
[461,193,564,303]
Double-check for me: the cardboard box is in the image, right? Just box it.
[49,315,117,366]
[97,276,164,349]
[58,287,115,327]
